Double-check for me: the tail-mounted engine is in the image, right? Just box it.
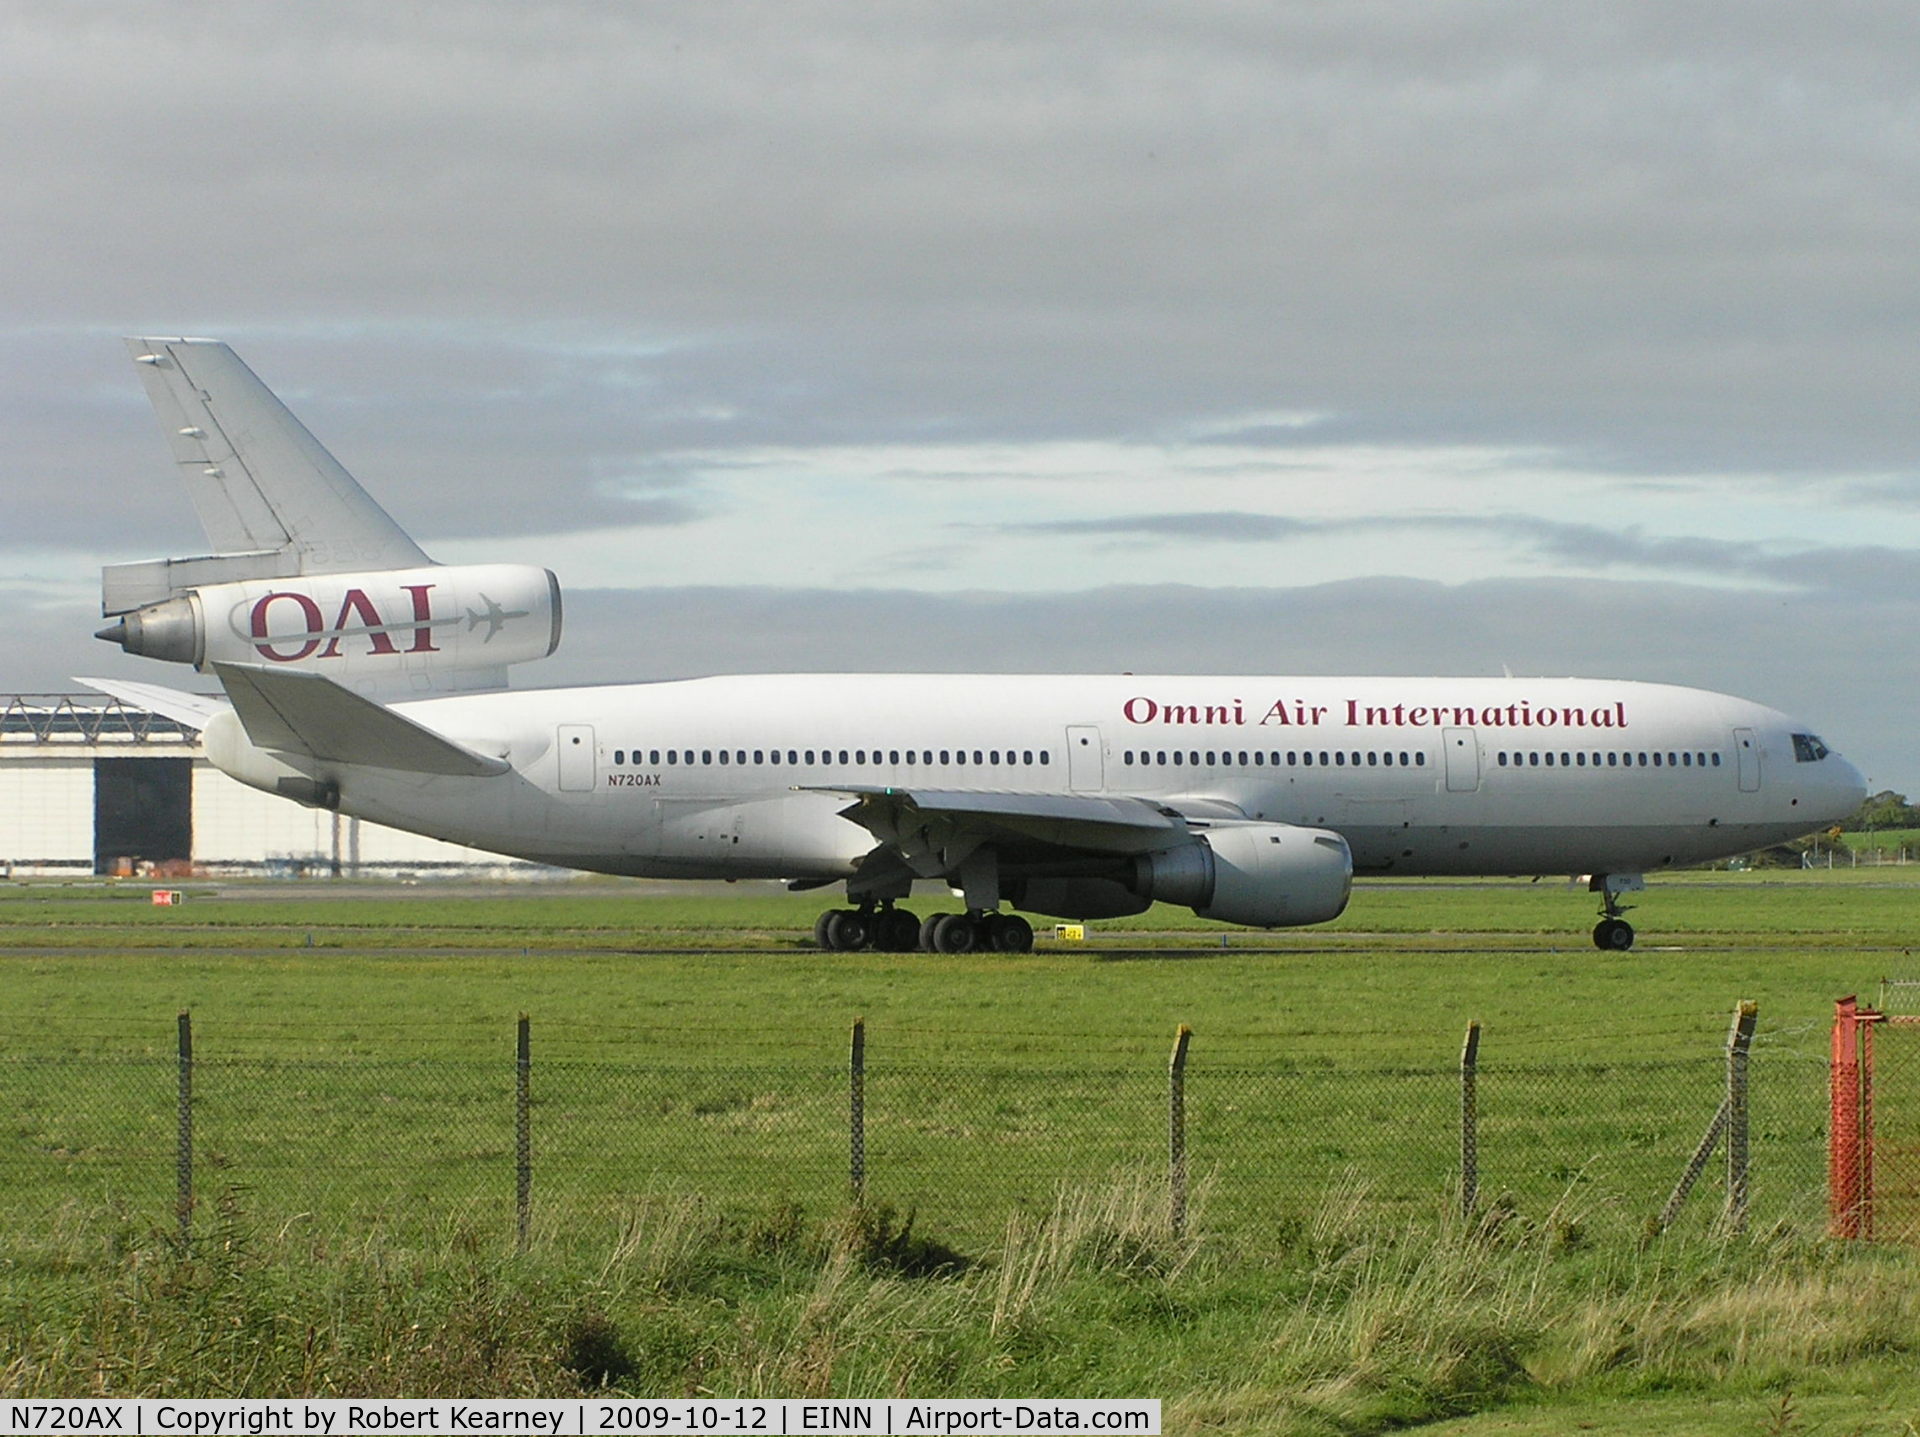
[95,562,561,696]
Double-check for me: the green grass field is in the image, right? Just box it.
[5,872,1920,1432]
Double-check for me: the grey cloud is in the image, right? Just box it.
[10,1,1920,483]
[1008,510,1878,588]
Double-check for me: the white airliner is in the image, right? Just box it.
[88,338,1868,953]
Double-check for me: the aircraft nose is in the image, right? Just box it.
[1817,750,1869,824]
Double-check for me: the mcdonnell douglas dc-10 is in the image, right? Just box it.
[88,338,1867,952]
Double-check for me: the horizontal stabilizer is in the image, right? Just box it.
[73,676,228,732]
[212,662,509,777]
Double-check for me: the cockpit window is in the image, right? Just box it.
[1792,733,1831,763]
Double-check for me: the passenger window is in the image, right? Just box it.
[770,750,781,765]
[940,750,950,764]
[905,751,916,765]
[614,750,624,765]
[1173,752,1184,766]
[718,750,729,765]
[889,750,900,764]
[805,750,816,764]
[973,751,984,765]
[1040,751,1050,765]
[649,750,660,765]
[1253,752,1264,766]
[701,750,713,765]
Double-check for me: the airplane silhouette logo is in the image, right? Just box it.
[465,593,530,642]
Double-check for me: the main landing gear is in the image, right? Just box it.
[1589,873,1645,951]
[814,904,1035,953]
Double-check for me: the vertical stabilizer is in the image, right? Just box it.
[123,337,430,579]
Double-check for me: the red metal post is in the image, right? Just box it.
[1831,996,1886,1239]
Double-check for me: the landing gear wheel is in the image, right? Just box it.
[917,913,944,952]
[875,908,920,952]
[813,910,837,950]
[990,914,1034,953]
[1592,917,1635,951]
[824,909,870,952]
[932,912,978,954]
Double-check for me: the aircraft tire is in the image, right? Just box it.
[826,910,870,952]
[877,908,920,951]
[813,910,838,950]
[1592,918,1635,951]
[917,914,943,952]
[933,913,977,954]
[992,914,1034,953]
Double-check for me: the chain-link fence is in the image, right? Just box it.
[3,1011,1833,1256]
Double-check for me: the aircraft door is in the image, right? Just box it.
[1443,727,1480,793]
[557,723,596,792]
[1066,725,1103,791]
[1733,727,1760,792]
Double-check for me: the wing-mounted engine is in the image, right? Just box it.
[1133,822,1353,928]
[96,562,562,696]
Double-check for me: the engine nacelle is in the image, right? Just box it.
[1007,877,1153,921]
[1132,823,1353,928]
[97,563,561,694]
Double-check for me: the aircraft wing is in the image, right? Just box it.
[212,662,509,777]
[73,676,228,731]
[805,785,1200,861]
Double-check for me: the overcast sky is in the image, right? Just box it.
[6,2,1920,790]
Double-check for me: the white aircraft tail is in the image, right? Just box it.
[99,338,560,696]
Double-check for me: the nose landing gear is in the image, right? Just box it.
[1588,873,1644,951]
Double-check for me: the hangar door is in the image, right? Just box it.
[93,757,192,874]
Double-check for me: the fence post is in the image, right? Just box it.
[1724,1001,1757,1233]
[176,1010,192,1246]
[849,1018,866,1203]
[1460,1020,1481,1221]
[516,1013,531,1252]
[1169,1025,1192,1239]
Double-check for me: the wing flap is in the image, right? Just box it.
[807,785,1193,857]
[213,662,508,777]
